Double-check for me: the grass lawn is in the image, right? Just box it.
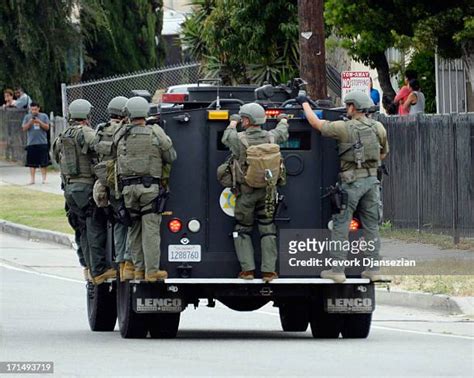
[390,275,474,296]
[0,185,72,234]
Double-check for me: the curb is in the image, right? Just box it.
[0,219,74,248]
[376,288,474,316]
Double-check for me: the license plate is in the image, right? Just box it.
[168,245,201,262]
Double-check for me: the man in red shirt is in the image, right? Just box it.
[394,70,417,115]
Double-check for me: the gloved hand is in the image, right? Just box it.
[277,113,289,121]
[295,93,309,105]
[229,114,241,123]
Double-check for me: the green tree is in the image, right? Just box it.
[0,0,78,112]
[181,0,299,85]
[80,0,165,80]
[325,0,473,100]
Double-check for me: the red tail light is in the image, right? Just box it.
[162,93,187,103]
[350,218,361,231]
[265,109,282,118]
[168,218,183,233]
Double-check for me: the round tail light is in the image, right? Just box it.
[168,218,182,233]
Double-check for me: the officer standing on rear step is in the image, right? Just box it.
[92,96,134,281]
[114,96,177,282]
[53,99,116,285]
[298,91,389,283]
[222,103,289,282]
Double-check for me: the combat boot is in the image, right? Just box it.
[134,270,145,280]
[262,272,278,282]
[94,268,117,285]
[361,269,390,282]
[320,269,346,283]
[121,261,135,281]
[238,271,255,280]
[145,270,168,282]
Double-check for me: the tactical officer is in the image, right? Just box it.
[53,99,116,285]
[92,96,134,281]
[114,96,177,282]
[298,91,389,283]
[222,103,289,282]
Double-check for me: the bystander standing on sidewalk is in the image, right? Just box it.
[2,89,17,108]
[21,102,50,184]
[14,87,32,110]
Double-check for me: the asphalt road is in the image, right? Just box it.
[1,233,473,377]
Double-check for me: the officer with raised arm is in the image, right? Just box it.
[222,103,289,282]
[297,91,389,283]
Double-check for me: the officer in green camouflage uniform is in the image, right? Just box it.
[92,96,134,281]
[298,91,389,283]
[114,96,177,282]
[53,99,116,285]
[222,103,289,282]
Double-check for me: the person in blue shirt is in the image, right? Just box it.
[21,102,50,184]
[370,77,380,106]
[14,87,32,110]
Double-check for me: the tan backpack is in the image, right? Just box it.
[238,133,282,188]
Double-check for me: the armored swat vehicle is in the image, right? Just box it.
[87,80,380,339]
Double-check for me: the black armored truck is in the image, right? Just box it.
[87,80,383,339]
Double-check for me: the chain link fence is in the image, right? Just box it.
[376,113,474,243]
[61,62,200,125]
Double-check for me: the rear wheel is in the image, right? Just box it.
[148,313,181,339]
[87,281,117,332]
[279,303,309,332]
[309,300,342,339]
[117,281,148,338]
[341,314,372,339]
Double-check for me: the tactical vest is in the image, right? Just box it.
[58,124,94,178]
[237,129,283,188]
[95,121,119,162]
[338,118,381,172]
[116,124,163,178]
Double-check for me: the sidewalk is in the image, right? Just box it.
[0,160,62,194]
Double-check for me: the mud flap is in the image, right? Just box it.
[131,283,186,314]
[323,284,374,314]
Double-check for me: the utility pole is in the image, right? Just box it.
[298,0,327,99]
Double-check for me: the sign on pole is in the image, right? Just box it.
[341,71,371,100]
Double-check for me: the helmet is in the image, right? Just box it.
[343,91,373,111]
[239,103,266,125]
[107,96,128,117]
[125,96,149,119]
[69,99,92,119]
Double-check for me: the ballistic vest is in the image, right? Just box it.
[58,123,94,179]
[338,118,381,172]
[116,124,163,178]
[94,121,120,162]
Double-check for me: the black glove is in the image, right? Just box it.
[295,94,308,105]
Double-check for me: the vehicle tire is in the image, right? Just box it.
[148,313,181,339]
[279,303,309,332]
[309,301,342,339]
[117,281,148,338]
[87,281,117,332]
[341,313,372,339]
